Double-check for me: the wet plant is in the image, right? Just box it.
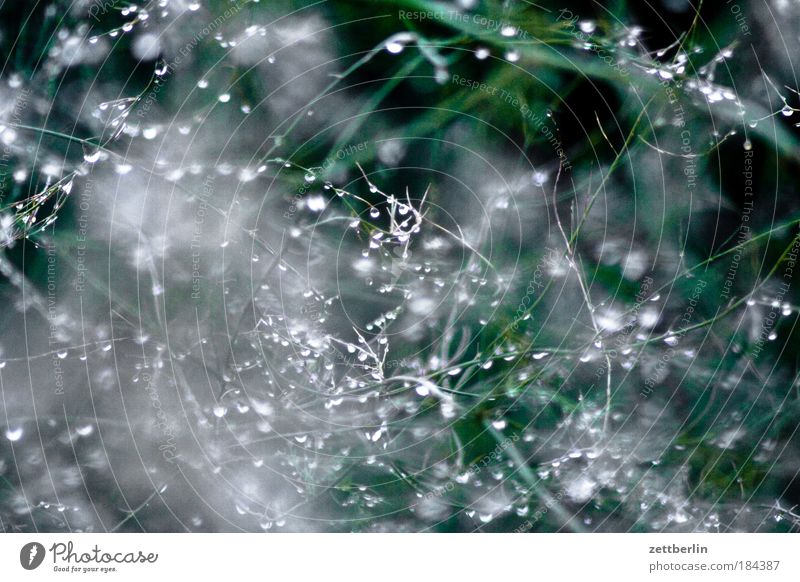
[1,0,800,533]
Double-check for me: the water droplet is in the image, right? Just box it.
[83,150,102,164]
[532,171,548,187]
[5,427,23,442]
[500,25,517,37]
[76,425,94,437]
[386,41,404,54]
[306,195,326,212]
